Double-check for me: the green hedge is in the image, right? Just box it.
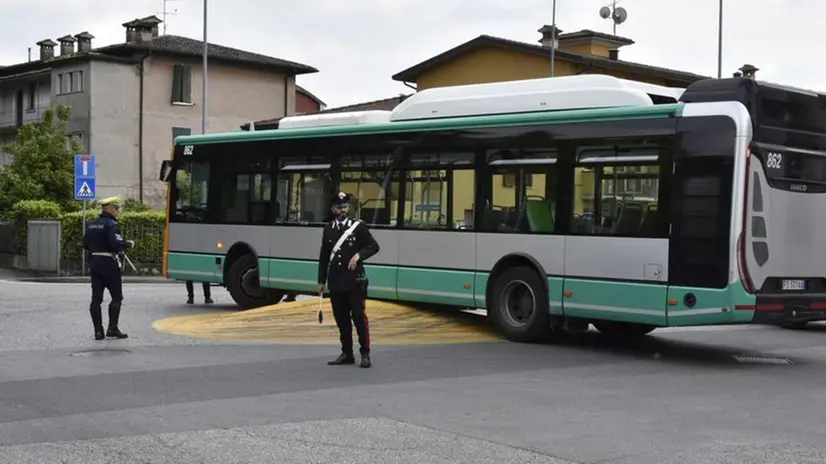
[60,211,166,263]
[6,200,62,254]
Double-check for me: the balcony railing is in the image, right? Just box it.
[0,104,52,129]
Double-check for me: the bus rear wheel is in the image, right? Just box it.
[488,266,552,342]
[226,254,283,310]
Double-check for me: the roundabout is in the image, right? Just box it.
[152,298,504,345]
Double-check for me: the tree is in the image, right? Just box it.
[0,105,82,212]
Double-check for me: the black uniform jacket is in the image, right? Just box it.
[317,217,380,292]
[82,212,132,255]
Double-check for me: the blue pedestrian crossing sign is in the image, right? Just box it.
[75,178,96,199]
[74,154,96,201]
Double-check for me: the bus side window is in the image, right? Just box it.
[279,156,334,225]
[401,152,475,230]
[172,160,210,223]
[339,153,400,228]
[573,144,663,238]
[482,149,557,234]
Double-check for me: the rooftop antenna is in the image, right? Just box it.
[161,0,181,35]
[599,0,628,36]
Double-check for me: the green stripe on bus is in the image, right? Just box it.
[167,252,760,327]
[666,284,754,325]
[166,252,223,283]
[176,104,685,145]
[561,278,667,325]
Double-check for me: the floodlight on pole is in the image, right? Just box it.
[599,0,628,36]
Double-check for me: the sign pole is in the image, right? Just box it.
[81,200,87,276]
[74,154,96,277]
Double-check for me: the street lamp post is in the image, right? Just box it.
[202,0,208,133]
[550,0,557,77]
[717,0,723,78]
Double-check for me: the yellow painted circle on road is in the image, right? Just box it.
[152,299,504,345]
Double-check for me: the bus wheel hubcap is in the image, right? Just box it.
[240,267,265,299]
[501,280,535,328]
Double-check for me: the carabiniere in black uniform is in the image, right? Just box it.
[317,192,380,368]
[82,196,134,340]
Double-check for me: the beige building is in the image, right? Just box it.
[0,15,317,208]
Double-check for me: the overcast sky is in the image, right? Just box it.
[1,0,823,109]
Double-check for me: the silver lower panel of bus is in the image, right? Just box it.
[167,223,669,282]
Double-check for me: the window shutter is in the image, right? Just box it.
[181,64,192,103]
[171,64,183,103]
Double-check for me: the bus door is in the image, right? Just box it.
[563,145,669,327]
[666,118,736,325]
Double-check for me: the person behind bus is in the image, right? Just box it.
[186,281,213,305]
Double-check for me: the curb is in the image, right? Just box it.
[14,276,184,284]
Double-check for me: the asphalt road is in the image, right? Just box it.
[2,274,826,463]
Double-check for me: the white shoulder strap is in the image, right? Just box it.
[329,219,362,263]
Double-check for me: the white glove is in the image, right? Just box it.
[126,240,135,248]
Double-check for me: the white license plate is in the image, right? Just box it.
[782,279,806,291]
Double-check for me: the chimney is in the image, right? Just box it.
[137,26,153,42]
[140,16,163,40]
[538,25,563,49]
[57,35,77,56]
[35,39,58,61]
[608,49,619,60]
[739,63,758,79]
[74,32,95,53]
[123,19,141,42]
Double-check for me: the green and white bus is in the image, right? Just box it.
[159,74,826,342]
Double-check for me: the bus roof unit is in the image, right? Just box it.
[680,77,826,134]
[277,110,392,130]
[389,75,686,122]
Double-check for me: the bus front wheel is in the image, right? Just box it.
[488,266,552,343]
[226,254,283,310]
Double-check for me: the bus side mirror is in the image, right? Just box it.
[159,160,173,182]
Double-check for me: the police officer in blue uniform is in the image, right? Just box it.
[317,192,380,368]
[82,196,134,340]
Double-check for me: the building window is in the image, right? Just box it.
[172,127,191,141]
[27,82,36,110]
[57,71,83,95]
[171,64,192,104]
[66,132,84,151]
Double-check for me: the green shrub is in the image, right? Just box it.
[60,211,166,263]
[7,200,62,254]
[122,198,153,212]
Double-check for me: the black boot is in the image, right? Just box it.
[186,296,194,304]
[90,304,105,340]
[106,302,128,339]
[359,353,372,368]
[327,353,355,365]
